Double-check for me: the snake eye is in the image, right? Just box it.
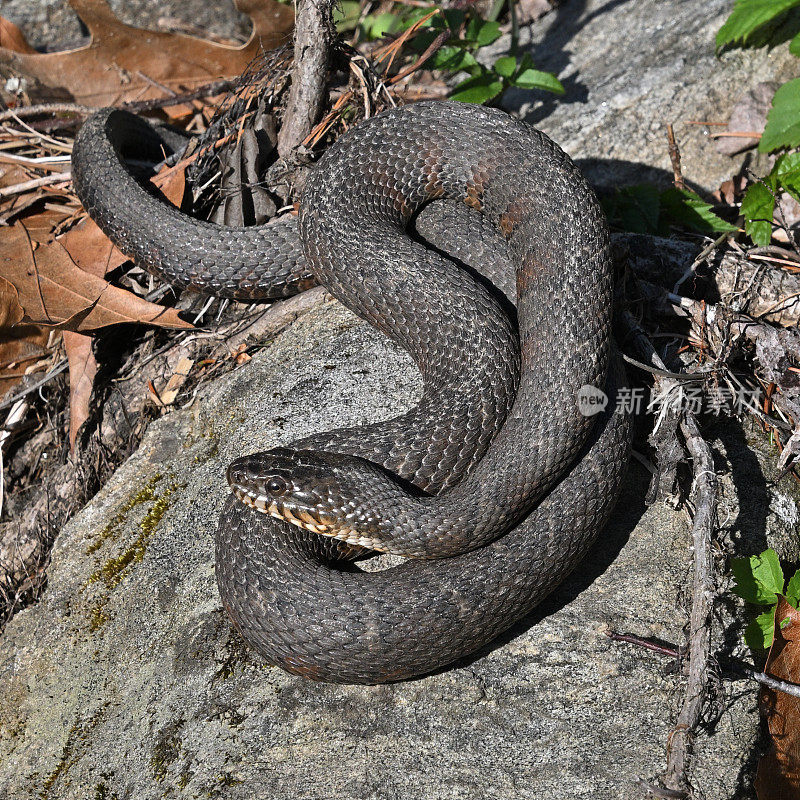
[266,477,287,496]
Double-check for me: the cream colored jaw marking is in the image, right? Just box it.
[234,489,332,535]
[233,488,384,552]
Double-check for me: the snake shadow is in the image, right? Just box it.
[450,458,651,671]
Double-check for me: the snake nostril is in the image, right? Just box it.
[227,462,246,488]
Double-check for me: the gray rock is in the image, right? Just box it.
[494,0,797,193]
[0,0,250,51]
[0,298,761,799]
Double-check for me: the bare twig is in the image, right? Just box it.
[618,309,719,793]
[665,123,685,191]
[748,670,800,699]
[0,103,95,123]
[0,172,71,198]
[278,0,336,157]
[664,414,717,794]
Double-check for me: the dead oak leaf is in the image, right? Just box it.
[1,222,192,331]
[0,276,50,398]
[0,0,294,110]
[63,329,97,451]
[756,597,800,800]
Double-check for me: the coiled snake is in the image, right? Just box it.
[72,100,631,684]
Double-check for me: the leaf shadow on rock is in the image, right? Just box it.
[513,0,637,127]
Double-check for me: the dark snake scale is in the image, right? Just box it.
[72,101,631,684]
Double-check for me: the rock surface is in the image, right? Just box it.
[0,295,769,800]
[1,0,796,798]
[495,0,797,193]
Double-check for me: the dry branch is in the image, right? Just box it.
[277,0,337,157]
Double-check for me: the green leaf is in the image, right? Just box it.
[716,0,800,50]
[776,152,800,203]
[450,73,504,104]
[659,188,738,235]
[760,78,800,152]
[475,20,502,46]
[512,68,565,94]
[744,608,777,649]
[493,55,517,78]
[602,184,661,233]
[740,181,776,246]
[786,569,800,609]
[731,549,785,604]
[791,30,800,55]
[430,46,479,72]
[361,12,402,39]
[332,1,362,32]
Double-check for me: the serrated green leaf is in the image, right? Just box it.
[659,188,738,235]
[791,30,800,55]
[475,20,502,46]
[512,68,564,94]
[760,78,800,152]
[741,181,776,246]
[464,17,482,41]
[451,73,504,104]
[776,152,800,203]
[716,0,800,50]
[744,608,777,649]
[493,56,517,78]
[753,549,785,594]
[786,569,800,608]
[601,184,661,233]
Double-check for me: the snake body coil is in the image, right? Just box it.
[72,101,631,684]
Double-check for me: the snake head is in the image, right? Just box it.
[227,447,407,551]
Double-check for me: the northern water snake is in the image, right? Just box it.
[72,100,632,684]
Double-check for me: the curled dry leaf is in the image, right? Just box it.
[0,0,294,112]
[756,597,800,800]
[63,329,97,451]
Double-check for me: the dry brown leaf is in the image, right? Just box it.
[0,0,294,110]
[58,216,128,278]
[1,222,192,331]
[0,17,36,55]
[0,277,51,398]
[756,597,800,799]
[63,330,97,450]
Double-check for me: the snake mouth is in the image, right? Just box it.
[231,485,391,552]
[231,486,336,536]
